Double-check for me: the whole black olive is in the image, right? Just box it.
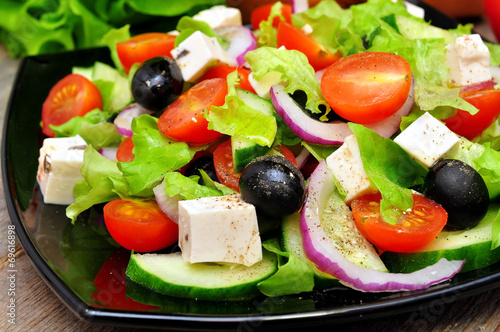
[239,155,306,219]
[184,154,219,185]
[423,159,489,230]
[131,56,183,112]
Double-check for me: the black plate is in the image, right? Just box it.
[3,1,500,330]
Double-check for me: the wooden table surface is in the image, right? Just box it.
[1,12,500,332]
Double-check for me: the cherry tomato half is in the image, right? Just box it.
[158,78,227,146]
[321,52,412,124]
[116,137,134,162]
[42,74,102,137]
[213,140,297,192]
[103,198,178,253]
[351,193,447,253]
[443,87,500,139]
[277,21,341,71]
[199,65,256,94]
[116,33,177,74]
[250,3,292,30]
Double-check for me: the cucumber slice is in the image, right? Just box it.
[231,88,274,172]
[281,213,339,289]
[281,186,388,289]
[126,250,278,301]
[382,204,500,273]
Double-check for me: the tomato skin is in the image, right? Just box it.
[116,137,134,162]
[213,140,241,192]
[213,140,297,192]
[351,193,448,253]
[42,74,102,137]
[484,0,500,43]
[116,33,177,74]
[158,78,227,146]
[321,52,412,124]
[250,3,292,30]
[199,65,256,94]
[277,22,341,71]
[443,87,500,139]
[103,198,178,253]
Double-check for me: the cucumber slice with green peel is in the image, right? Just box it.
[232,136,271,173]
[382,204,500,273]
[126,250,278,301]
[281,185,388,289]
[281,213,339,288]
[231,88,275,172]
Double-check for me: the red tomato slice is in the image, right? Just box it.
[199,65,256,94]
[213,140,297,192]
[321,52,412,124]
[250,3,292,30]
[351,193,448,253]
[116,137,134,162]
[443,87,500,139]
[116,33,177,74]
[103,198,178,253]
[91,248,158,310]
[42,74,102,137]
[277,21,341,71]
[158,78,227,145]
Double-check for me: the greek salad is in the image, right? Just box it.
[36,0,500,300]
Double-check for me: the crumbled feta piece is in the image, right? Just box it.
[404,1,425,19]
[325,135,376,204]
[36,135,87,205]
[171,31,227,83]
[301,24,313,35]
[248,72,282,99]
[394,112,460,168]
[178,194,262,267]
[192,6,242,29]
[446,34,492,86]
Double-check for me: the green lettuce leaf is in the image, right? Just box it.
[117,114,196,195]
[257,238,315,297]
[162,171,226,200]
[208,71,277,147]
[245,47,329,115]
[66,146,131,223]
[348,123,427,224]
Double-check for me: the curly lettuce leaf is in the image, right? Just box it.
[118,114,196,195]
[349,123,427,224]
[245,47,329,115]
[208,71,277,147]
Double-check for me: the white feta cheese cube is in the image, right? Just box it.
[178,194,262,267]
[192,6,242,29]
[36,135,87,205]
[446,34,492,86]
[171,31,227,83]
[394,112,460,168]
[325,135,376,204]
[248,72,282,99]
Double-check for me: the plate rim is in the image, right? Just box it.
[2,1,500,329]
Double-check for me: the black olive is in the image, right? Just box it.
[131,56,183,112]
[423,159,489,230]
[184,154,219,185]
[239,155,306,219]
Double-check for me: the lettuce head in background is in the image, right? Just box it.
[0,0,225,58]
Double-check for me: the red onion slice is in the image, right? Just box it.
[271,84,352,145]
[271,79,414,144]
[98,147,118,161]
[291,0,309,13]
[300,160,464,292]
[215,25,257,67]
[460,79,496,94]
[153,181,181,224]
[114,103,154,137]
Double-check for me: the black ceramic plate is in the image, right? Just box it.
[3,1,500,330]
